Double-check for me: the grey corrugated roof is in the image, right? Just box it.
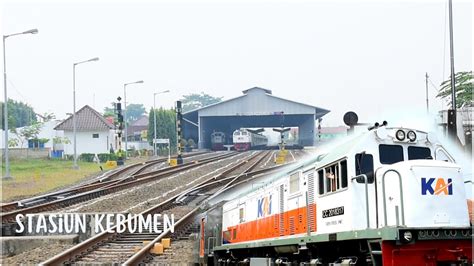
[183,87,330,118]
[54,105,114,131]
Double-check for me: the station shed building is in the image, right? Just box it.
[182,87,329,149]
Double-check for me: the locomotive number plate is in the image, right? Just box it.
[322,206,344,218]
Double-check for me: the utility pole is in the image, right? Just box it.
[447,0,457,140]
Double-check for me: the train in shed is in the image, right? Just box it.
[198,124,473,265]
[211,131,226,151]
[232,128,268,151]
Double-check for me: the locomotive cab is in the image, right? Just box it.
[348,128,469,229]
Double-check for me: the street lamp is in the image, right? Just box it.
[123,80,144,159]
[72,57,99,169]
[153,90,170,156]
[3,28,38,179]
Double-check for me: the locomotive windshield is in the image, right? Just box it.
[379,144,403,164]
[379,144,433,164]
[408,146,432,160]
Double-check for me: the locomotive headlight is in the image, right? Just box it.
[407,130,417,142]
[403,231,413,242]
[395,130,406,141]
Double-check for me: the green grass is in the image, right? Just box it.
[1,159,106,202]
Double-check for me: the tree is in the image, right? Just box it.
[20,122,42,143]
[9,122,43,158]
[103,102,145,123]
[103,102,116,117]
[148,107,177,154]
[0,99,37,129]
[42,112,56,122]
[8,138,18,148]
[125,103,146,122]
[437,71,473,108]
[35,112,56,122]
[180,92,223,113]
[53,136,71,145]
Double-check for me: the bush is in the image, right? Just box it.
[79,153,95,162]
[139,149,148,156]
[187,138,195,148]
[79,153,118,163]
[98,153,118,162]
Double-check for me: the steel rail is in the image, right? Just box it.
[1,152,236,223]
[0,152,208,213]
[125,151,274,265]
[41,151,277,265]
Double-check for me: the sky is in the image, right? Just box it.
[1,0,472,127]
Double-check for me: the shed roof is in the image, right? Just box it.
[54,105,114,131]
[183,87,329,119]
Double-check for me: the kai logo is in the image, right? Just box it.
[257,195,272,218]
[421,178,453,195]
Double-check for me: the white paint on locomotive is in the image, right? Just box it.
[232,128,268,151]
[211,132,225,144]
[221,127,470,244]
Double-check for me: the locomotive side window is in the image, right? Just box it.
[325,165,337,192]
[239,208,245,223]
[435,148,453,162]
[379,144,403,164]
[408,146,432,160]
[340,160,348,188]
[318,159,348,195]
[355,153,374,183]
[290,172,300,194]
[318,170,324,195]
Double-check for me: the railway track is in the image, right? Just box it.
[0,152,209,214]
[41,151,286,265]
[0,151,233,224]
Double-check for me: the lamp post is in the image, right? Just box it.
[3,28,38,179]
[123,80,143,159]
[153,90,170,156]
[72,57,99,169]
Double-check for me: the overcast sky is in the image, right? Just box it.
[1,0,472,127]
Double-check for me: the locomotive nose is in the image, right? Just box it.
[377,160,469,228]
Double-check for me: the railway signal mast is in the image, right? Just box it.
[176,101,183,165]
[273,127,290,150]
[273,111,290,150]
[115,97,124,165]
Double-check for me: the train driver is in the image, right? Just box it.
[325,167,337,192]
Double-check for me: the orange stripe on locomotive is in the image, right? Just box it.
[223,204,317,243]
